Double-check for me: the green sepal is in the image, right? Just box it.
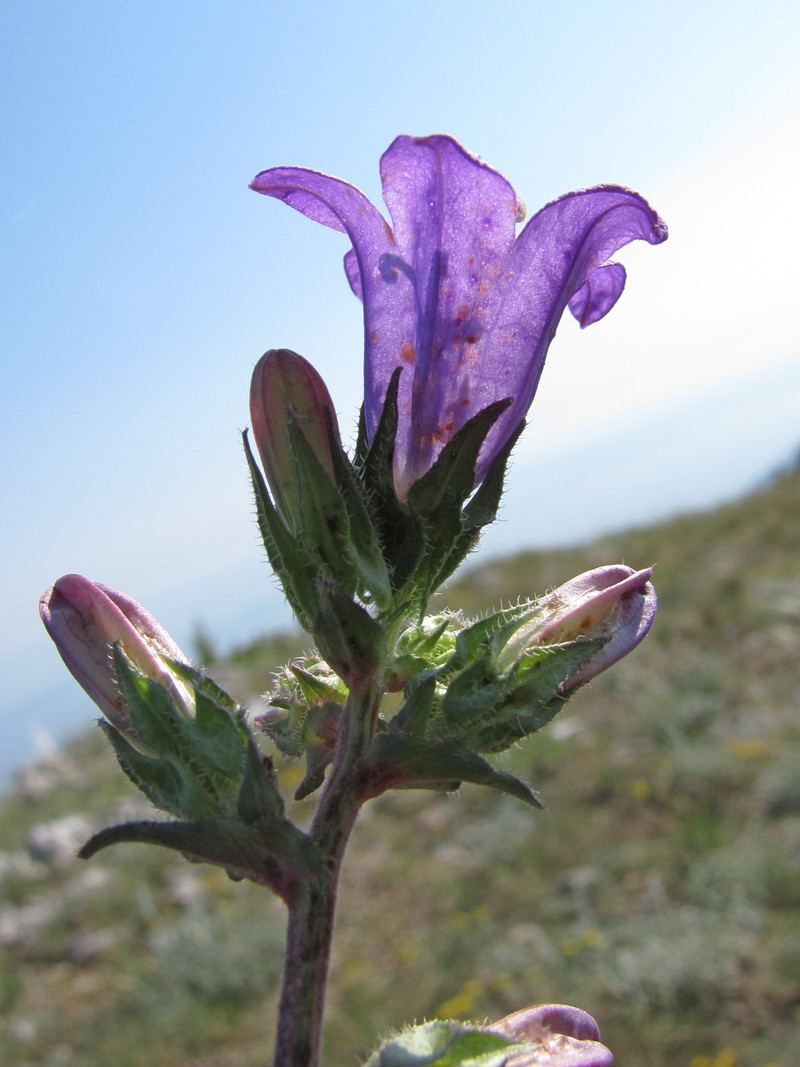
[313,580,385,686]
[364,1020,520,1067]
[406,399,511,611]
[322,408,392,609]
[99,719,219,819]
[77,814,324,904]
[360,368,426,592]
[111,648,249,812]
[289,664,347,708]
[444,602,537,673]
[426,417,525,598]
[111,645,185,756]
[243,429,320,630]
[353,401,369,469]
[163,656,240,714]
[191,688,249,780]
[357,733,543,808]
[294,742,335,801]
[257,700,309,758]
[288,413,356,597]
[390,670,438,736]
[462,640,604,753]
[237,737,285,823]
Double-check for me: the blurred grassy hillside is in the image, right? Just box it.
[2,458,799,1067]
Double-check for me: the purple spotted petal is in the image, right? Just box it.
[251,136,667,499]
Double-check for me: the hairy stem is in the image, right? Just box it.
[272,682,381,1067]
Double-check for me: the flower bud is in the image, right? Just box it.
[508,565,656,690]
[249,348,341,531]
[492,1003,612,1066]
[39,574,191,739]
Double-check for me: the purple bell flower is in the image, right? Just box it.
[251,135,667,500]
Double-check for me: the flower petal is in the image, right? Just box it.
[249,163,412,455]
[376,135,521,492]
[568,261,627,327]
[472,186,667,481]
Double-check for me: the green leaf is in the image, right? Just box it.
[358,734,543,808]
[237,737,285,822]
[78,814,324,904]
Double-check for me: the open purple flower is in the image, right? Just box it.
[251,135,667,500]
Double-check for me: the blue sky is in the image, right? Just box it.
[2,1,799,775]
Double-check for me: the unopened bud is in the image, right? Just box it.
[508,565,656,690]
[249,348,341,531]
[39,574,191,739]
[492,1003,612,1066]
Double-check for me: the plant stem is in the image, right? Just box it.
[272,682,381,1067]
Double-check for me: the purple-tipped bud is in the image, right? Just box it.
[492,1003,613,1066]
[249,348,341,531]
[39,575,191,738]
[508,565,656,690]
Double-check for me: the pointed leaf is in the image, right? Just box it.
[99,720,219,819]
[358,733,543,808]
[165,657,240,713]
[430,418,525,590]
[323,408,392,607]
[361,368,426,590]
[290,663,347,707]
[390,669,438,736]
[237,737,285,822]
[289,413,356,595]
[313,580,385,686]
[78,814,324,903]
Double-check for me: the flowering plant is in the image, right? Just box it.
[41,135,665,1066]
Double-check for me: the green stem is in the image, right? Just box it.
[272,681,381,1067]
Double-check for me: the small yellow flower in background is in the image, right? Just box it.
[435,978,484,1018]
[397,941,420,966]
[560,937,580,957]
[580,927,602,948]
[723,738,772,759]
[690,1049,738,1067]
[714,1051,737,1067]
[631,778,652,800]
